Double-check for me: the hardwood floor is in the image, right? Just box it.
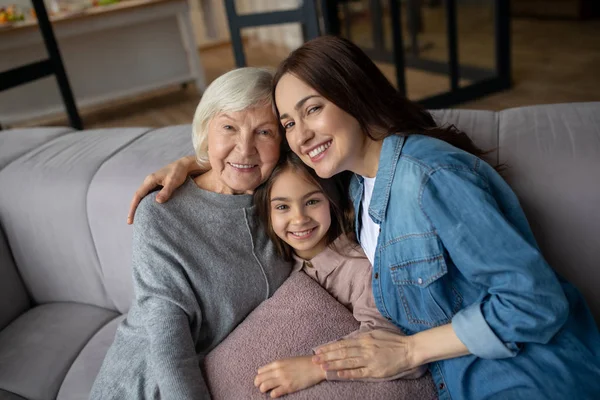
[11,4,600,129]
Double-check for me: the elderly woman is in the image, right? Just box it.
[90,68,290,400]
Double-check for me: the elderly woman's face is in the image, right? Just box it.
[207,104,281,194]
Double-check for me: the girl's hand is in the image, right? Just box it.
[254,356,326,398]
[127,155,202,224]
[311,330,418,380]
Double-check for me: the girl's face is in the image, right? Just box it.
[275,73,366,178]
[269,169,331,260]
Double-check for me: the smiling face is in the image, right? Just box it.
[269,169,331,260]
[275,73,375,178]
[203,105,281,194]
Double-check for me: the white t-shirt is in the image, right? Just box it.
[360,176,380,265]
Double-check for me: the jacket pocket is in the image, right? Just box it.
[386,233,462,327]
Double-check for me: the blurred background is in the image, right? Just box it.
[1,0,599,129]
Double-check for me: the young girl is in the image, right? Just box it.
[252,151,426,398]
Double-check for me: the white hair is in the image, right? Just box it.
[191,67,275,164]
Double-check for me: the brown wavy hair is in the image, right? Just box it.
[254,151,355,262]
[273,35,494,162]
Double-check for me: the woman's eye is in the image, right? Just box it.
[306,199,320,206]
[257,129,271,136]
[283,121,295,130]
[307,106,320,115]
[223,125,233,130]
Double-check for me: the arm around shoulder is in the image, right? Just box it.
[127,155,208,224]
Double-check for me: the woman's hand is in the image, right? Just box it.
[127,156,203,224]
[254,356,326,398]
[311,330,418,380]
[312,324,470,380]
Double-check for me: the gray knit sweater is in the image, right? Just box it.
[90,178,290,400]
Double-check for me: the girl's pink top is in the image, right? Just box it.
[292,235,427,381]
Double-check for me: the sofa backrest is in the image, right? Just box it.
[85,126,195,312]
[495,103,600,325]
[0,128,75,329]
[431,109,499,165]
[0,126,196,313]
[0,127,73,170]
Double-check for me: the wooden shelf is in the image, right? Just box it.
[0,0,179,34]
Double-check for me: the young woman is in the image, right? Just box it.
[127,36,600,399]
[252,151,426,398]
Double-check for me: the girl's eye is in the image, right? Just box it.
[306,199,320,206]
[274,204,288,211]
[307,106,320,115]
[283,121,295,130]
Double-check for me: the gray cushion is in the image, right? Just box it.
[0,127,73,170]
[0,226,29,331]
[0,390,27,400]
[0,128,150,308]
[87,125,194,313]
[204,272,437,400]
[0,303,118,400]
[498,102,600,324]
[57,315,125,400]
[431,109,499,166]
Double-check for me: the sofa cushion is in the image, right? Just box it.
[57,315,125,400]
[0,127,73,170]
[204,271,438,400]
[0,128,150,309]
[0,303,118,400]
[87,125,194,313]
[498,102,600,324]
[431,109,499,166]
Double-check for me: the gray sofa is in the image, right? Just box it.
[0,103,599,400]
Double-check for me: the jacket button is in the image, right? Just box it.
[374,272,379,279]
[439,383,445,390]
[417,277,423,285]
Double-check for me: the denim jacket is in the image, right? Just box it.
[350,134,600,399]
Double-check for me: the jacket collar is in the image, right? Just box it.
[363,134,407,224]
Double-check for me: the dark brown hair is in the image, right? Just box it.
[254,151,355,261]
[273,35,493,162]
